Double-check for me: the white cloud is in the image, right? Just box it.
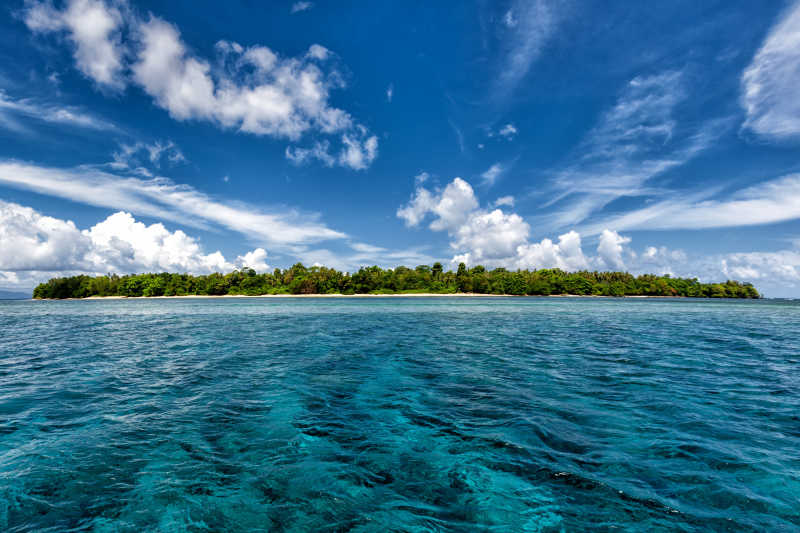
[83,211,238,273]
[307,44,330,60]
[396,176,666,274]
[0,90,118,132]
[285,140,336,167]
[386,83,393,103]
[493,195,515,207]
[111,140,185,170]
[24,0,378,169]
[25,0,125,90]
[236,248,269,271]
[396,177,796,294]
[543,71,720,230]
[722,250,800,285]
[397,177,530,267]
[741,1,800,141]
[414,171,430,185]
[291,1,313,13]
[451,208,530,264]
[498,123,517,138]
[339,130,379,170]
[0,200,270,287]
[481,163,505,186]
[503,10,517,28]
[0,199,90,271]
[493,0,556,99]
[449,119,465,153]
[0,160,345,249]
[286,128,377,170]
[514,231,589,271]
[398,177,479,231]
[596,229,631,270]
[586,173,800,233]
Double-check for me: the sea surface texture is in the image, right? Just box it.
[1,297,799,532]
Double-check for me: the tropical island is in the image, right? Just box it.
[33,262,760,299]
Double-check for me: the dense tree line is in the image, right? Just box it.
[33,263,760,299]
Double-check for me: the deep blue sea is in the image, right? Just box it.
[1,297,799,532]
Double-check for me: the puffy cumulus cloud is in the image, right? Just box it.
[131,18,348,138]
[339,129,378,170]
[235,248,269,272]
[394,178,796,296]
[83,211,236,273]
[0,200,270,287]
[398,177,479,231]
[451,209,530,264]
[722,251,800,285]
[596,229,631,270]
[23,0,378,169]
[741,1,800,141]
[396,176,715,275]
[24,0,125,90]
[0,200,90,271]
[639,246,687,276]
[514,231,589,271]
[398,177,586,269]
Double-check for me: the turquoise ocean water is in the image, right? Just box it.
[1,297,799,531]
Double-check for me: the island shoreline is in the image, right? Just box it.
[33,293,699,300]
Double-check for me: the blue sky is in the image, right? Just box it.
[1,0,800,296]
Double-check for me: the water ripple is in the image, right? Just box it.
[1,297,799,531]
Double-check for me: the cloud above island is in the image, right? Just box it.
[0,199,270,288]
[395,175,800,295]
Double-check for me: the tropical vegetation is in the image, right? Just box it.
[33,263,760,299]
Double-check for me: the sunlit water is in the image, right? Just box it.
[1,297,799,532]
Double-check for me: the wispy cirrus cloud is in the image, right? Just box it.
[0,160,345,249]
[539,71,725,232]
[23,0,378,169]
[492,0,559,101]
[583,173,800,234]
[0,90,118,133]
[741,0,800,141]
[480,162,506,187]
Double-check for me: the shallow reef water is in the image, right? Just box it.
[1,297,799,531]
